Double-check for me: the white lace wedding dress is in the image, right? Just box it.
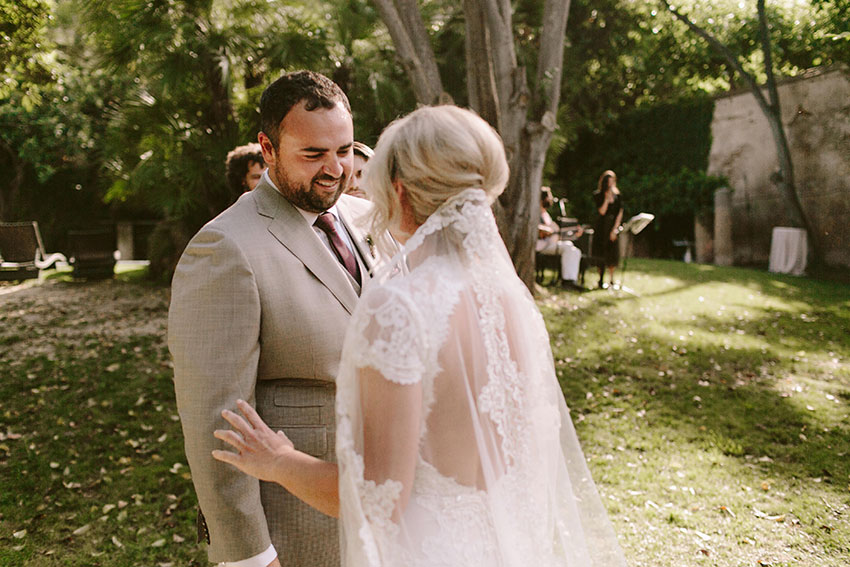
[335,189,627,567]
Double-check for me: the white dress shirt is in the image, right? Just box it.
[264,170,358,264]
[218,543,276,567]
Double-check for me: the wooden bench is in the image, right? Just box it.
[67,229,117,279]
[0,221,67,281]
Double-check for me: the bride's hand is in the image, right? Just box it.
[212,399,295,483]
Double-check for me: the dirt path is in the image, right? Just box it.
[0,278,170,364]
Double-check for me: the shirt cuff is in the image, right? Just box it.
[218,544,277,567]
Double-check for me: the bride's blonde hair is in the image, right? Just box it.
[363,105,509,240]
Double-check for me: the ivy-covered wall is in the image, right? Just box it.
[553,96,726,258]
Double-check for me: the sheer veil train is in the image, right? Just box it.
[335,187,627,567]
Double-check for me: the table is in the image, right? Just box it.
[768,227,807,275]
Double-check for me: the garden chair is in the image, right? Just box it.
[0,221,67,281]
[67,228,117,280]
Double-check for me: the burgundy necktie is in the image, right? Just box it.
[314,212,361,284]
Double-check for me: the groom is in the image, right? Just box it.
[169,71,387,567]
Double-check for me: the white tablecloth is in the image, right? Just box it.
[768,227,807,275]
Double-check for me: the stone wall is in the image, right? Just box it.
[707,66,850,268]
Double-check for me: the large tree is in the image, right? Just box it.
[0,0,51,221]
[73,0,339,276]
[371,0,571,288]
[0,0,120,244]
[660,0,819,262]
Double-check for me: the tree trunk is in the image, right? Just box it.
[493,123,551,288]
[463,0,500,129]
[372,0,445,104]
[764,104,811,233]
[755,0,818,263]
[374,0,570,289]
[485,0,569,289]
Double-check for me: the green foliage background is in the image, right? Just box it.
[555,96,727,257]
[2,0,848,269]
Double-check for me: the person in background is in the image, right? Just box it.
[537,186,583,290]
[592,169,623,289]
[225,143,265,198]
[344,141,373,199]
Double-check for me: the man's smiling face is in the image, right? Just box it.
[260,100,354,212]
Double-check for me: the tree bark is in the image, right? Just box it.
[755,0,817,262]
[463,0,500,129]
[373,0,571,290]
[487,0,570,289]
[372,0,445,104]
[661,0,817,263]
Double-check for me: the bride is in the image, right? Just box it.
[212,105,627,566]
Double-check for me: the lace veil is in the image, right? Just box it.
[335,188,627,566]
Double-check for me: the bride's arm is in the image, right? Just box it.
[212,399,340,518]
[359,365,423,520]
[213,369,422,523]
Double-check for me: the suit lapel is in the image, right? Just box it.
[254,182,359,315]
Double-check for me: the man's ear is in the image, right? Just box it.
[258,132,276,166]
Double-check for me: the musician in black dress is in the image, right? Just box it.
[592,170,623,289]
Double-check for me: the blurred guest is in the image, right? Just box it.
[592,170,623,289]
[537,186,583,290]
[345,141,373,199]
[225,143,265,198]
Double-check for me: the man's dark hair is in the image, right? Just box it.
[260,70,351,149]
[225,143,264,193]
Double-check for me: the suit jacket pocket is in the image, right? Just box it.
[279,426,328,458]
[256,379,336,459]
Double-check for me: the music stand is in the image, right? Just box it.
[613,213,654,296]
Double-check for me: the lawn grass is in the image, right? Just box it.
[1,259,848,566]
[0,268,205,566]
[539,259,850,566]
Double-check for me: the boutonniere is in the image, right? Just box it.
[365,234,376,258]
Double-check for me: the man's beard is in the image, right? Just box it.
[272,162,345,213]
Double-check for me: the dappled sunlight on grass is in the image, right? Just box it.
[540,259,850,566]
[2,260,847,566]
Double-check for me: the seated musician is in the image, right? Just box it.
[537,186,584,290]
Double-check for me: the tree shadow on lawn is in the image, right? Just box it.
[552,305,850,501]
[548,260,850,363]
[555,330,849,563]
[619,260,850,309]
[543,262,850,518]
[617,341,848,483]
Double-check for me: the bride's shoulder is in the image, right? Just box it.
[358,277,418,316]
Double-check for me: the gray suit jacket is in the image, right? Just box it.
[169,179,389,564]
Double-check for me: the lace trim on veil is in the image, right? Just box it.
[376,188,501,281]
